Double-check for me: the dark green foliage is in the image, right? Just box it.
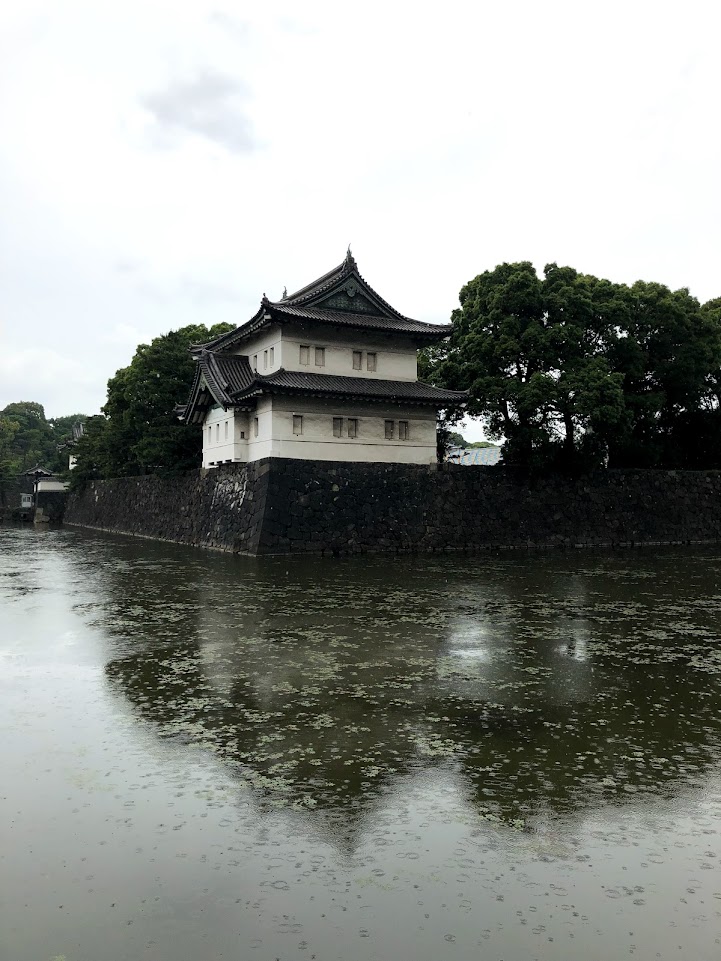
[426,262,721,472]
[0,401,87,477]
[71,322,233,485]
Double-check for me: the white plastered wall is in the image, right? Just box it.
[202,406,251,467]
[265,396,438,465]
[236,325,418,381]
[36,478,69,492]
[230,325,282,375]
[246,396,274,461]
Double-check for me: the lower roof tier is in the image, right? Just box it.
[179,351,467,424]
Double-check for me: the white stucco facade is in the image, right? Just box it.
[202,395,437,467]
[36,478,69,492]
[227,324,419,380]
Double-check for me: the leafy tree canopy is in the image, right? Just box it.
[71,322,232,484]
[0,401,87,477]
[425,263,721,472]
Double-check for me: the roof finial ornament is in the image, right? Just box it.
[345,244,356,269]
[282,286,288,300]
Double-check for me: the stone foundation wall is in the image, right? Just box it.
[64,462,269,552]
[63,460,721,555]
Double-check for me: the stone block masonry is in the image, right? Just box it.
[64,462,268,553]
[63,460,721,555]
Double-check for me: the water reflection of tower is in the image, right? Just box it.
[103,551,465,844]
[97,541,721,836]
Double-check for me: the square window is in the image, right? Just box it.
[293,414,303,435]
[253,417,259,437]
[333,417,343,437]
[399,420,409,440]
[367,352,377,372]
[263,349,268,369]
[384,420,394,440]
[315,346,325,367]
[347,418,358,438]
[270,346,274,366]
[352,350,362,370]
[300,345,310,365]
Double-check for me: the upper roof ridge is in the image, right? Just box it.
[278,252,352,305]
[191,252,451,355]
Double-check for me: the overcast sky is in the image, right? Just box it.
[1,0,719,442]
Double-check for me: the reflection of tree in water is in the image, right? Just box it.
[94,540,721,838]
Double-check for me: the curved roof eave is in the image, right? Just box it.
[187,253,453,355]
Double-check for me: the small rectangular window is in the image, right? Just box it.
[240,431,245,439]
[315,346,325,367]
[263,349,268,369]
[366,352,377,372]
[347,418,358,438]
[252,354,257,371]
[216,423,220,442]
[224,421,229,440]
[293,414,303,435]
[399,420,409,440]
[253,417,259,437]
[352,350,362,370]
[300,345,310,365]
[385,420,394,440]
[270,346,274,366]
[207,426,212,442]
[333,417,343,437]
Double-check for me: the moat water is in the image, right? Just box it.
[2,526,721,961]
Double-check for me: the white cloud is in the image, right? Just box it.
[102,323,144,347]
[0,347,101,415]
[0,0,719,420]
[141,69,256,152]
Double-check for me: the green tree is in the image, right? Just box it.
[427,262,721,472]
[0,414,20,477]
[68,416,114,486]
[72,322,233,482]
[607,283,721,467]
[0,401,55,472]
[430,263,624,471]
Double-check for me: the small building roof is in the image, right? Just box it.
[23,464,54,477]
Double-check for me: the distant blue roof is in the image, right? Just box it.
[446,446,502,466]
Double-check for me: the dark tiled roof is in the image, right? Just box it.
[24,464,54,476]
[195,252,452,353]
[237,370,467,405]
[264,303,451,337]
[179,351,467,422]
[203,351,255,402]
[281,254,351,303]
[179,352,255,423]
